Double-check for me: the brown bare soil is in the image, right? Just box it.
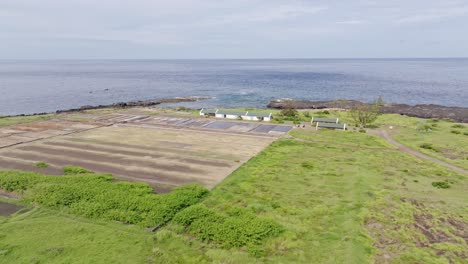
[0,123,275,190]
[0,201,23,217]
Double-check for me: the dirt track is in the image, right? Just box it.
[370,129,468,175]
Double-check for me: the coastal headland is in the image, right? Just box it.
[268,99,468,123]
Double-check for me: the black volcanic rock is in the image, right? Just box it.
[267,99,468,123]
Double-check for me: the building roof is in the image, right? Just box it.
[312,117,338,123]
[243,112,272,118]
[200,108,218,114]
[216,110,248,116]
[317,122,346,129]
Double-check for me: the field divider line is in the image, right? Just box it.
[117,123,281,140]
[0,122,114,150]
[20,143,224,174]
[8,148,214,180]
[5,149,214,186]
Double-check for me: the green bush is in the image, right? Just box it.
[36,162,49,168]
[431,181,450,189]
[464,132,468,136]
[303,111,310,118]
[63,166,94,175]
[450,130,461,135]
[416,123,432,133]
[0,170,208,227]
[301,161,314,169]
[451,124,464,129]
[173,205,283,251]
[419,143,439,152]
[280,107,298,117]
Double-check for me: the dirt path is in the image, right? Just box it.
[370,129,468,175]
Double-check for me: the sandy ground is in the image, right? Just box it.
[0,114,281,191]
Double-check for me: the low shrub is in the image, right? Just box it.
[464,132,468,136]
[417,124,432,133]
[419,143,439,152]
[36,162,49,168]
[303,111,310,118]
[432,181,450,189]
[451,124,464,129]
[450,130,461,135]
[315,110,330,115]
[301,161,314,169]
[173,205,283,252]
[63,166,94,175]
[0,170,208,227]
[280,107,298,117]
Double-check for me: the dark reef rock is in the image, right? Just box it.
[55,96,210,114]
[267,99,468,123]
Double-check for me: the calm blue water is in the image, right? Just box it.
[0,59,467,116]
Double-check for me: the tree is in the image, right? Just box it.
[280,101,298,117]
[350,97,384,128]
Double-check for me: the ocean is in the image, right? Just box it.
[0,59,467,116]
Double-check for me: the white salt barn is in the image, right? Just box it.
[241,112,272,122]
[215,110,247,120]
[199,108,218,117]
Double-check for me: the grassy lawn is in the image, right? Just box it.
[373,114,468,170]
[0,207,155,264]
[302,111,468,169]
[155,130,467,263]
[0,112,466,263]
[0,114,54,127]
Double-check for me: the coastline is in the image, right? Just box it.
[268,99,468,123]
[0,96,210,118]
[1,96,467,123]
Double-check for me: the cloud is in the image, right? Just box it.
[396,6,468,24]
[204,3,328,25]
[336,20,367,25]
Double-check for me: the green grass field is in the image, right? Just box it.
[381,117,467,170]
[154,130,467,263]
[306,110,468,169]
[0,114,54,127]
[0,112,467,263]
[0,208,155,264]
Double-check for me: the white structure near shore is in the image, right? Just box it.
[215,110,247,119]
[241,112,272,121]
[199,108,218,117]
[200,109,272,121]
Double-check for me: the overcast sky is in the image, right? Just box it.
[1,0,468,59]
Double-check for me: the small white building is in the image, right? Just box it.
[241,112,273,122]
[199,108,218,117]
[215,110,247,120]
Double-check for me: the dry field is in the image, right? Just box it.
[0,118,277,191]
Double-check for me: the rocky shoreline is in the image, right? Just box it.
[3,96,210,118]
[267,99,468,123]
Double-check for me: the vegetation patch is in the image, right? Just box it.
[419,143,440,152]
[301,161,314,169]
[431,181,451,189]
[0,170,208,227]
[63,166,94,175]
[451,124,465,129]
[173,204,283,254]
[35,162,49,168]
[450,130,461,135]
